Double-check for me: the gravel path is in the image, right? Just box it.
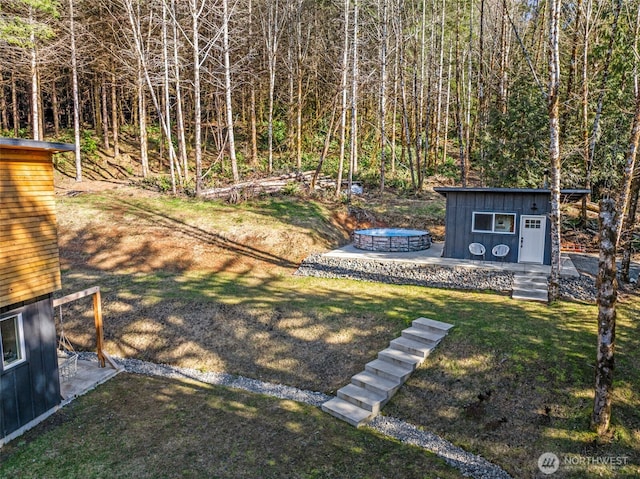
[77,352,512,479]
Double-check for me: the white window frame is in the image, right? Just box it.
[472,212,516,235]
[1,313,26,371]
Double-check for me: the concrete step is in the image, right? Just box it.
[378,347,423,370]
[390,336,437,359]
[512,288,548,302]
[412,317,455,335]
[365,359,413,383]
[351,370,402,398]
[401,327,444,345]
[322,397,374,427]
[337,383,387,413]
[514,278,548,288]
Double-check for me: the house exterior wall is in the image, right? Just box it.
[0,146,61,307]
[0,139,73,444]
[439,190,552,264]
[0,296,60,440]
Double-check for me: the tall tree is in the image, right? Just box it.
[547,0,562,302]
[222,0,239,183]
[68,0,82,181]
[592,197,618,435]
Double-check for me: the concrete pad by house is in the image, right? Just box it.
[59,359,123,404]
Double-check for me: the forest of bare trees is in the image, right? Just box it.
[1,0,638,197]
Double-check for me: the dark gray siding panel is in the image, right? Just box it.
[1,370,19,435]
[0,297,60,439]
[441,191,552,264]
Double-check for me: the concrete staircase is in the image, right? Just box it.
[322,317,454,427]
[512,272,548,302]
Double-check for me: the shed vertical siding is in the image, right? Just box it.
[0,148,61,307]
[0,297,60,439]
[440,190,553,264]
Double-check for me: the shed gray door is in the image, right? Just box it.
[518,215,546,263]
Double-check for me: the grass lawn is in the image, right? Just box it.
[0,374,464,479]
[3,188,636,478]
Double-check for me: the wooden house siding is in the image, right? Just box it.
[0,147,61,308]
[0,297,60,439]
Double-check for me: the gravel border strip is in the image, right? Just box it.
[295,253,598,302]
[77,352,512,479]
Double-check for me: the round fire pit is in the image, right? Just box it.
[353,228,431,252]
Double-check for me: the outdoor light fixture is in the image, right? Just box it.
[531,202,538,212]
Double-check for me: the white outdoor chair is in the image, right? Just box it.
[469,242,486,260]
[492,244,510,261]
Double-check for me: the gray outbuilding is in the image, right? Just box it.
[434,187,590,265]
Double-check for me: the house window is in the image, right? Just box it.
[472,212,516,234]
[1,314,25,370]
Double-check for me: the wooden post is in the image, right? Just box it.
[93,289,106,368]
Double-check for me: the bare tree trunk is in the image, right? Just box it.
[592,198,618,435]
[548,0,562,303]
[11,72,19,136]
[68,0,82,181]
[222,0,240,182]
[336,0,350,198]
[51,80,59,136]
[29,7,40,140]
[455,0,466,186]
[162,0,178,191]
[171,0,189,182]
[191,0,202,195]
[580,0,592,222]
[399,34,415,188]
[248,0,259,166]
[101,74,110,150]
[111,69,119,158]
[264,0,283,174]
[138,60,149,178]
[294,0,304,171]
[379,0,388,192]
[442,42,453,168]
[0,77,7,132]
[620,176,640,283]
[434,0,446,169]
[348,0,359,200]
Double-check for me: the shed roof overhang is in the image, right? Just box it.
[433,187,590,203]
[0,137,75,154]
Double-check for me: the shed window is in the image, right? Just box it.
[472,212,516,234]
[1,314,25,370]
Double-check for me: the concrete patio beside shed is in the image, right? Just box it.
[322,242,581,277]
